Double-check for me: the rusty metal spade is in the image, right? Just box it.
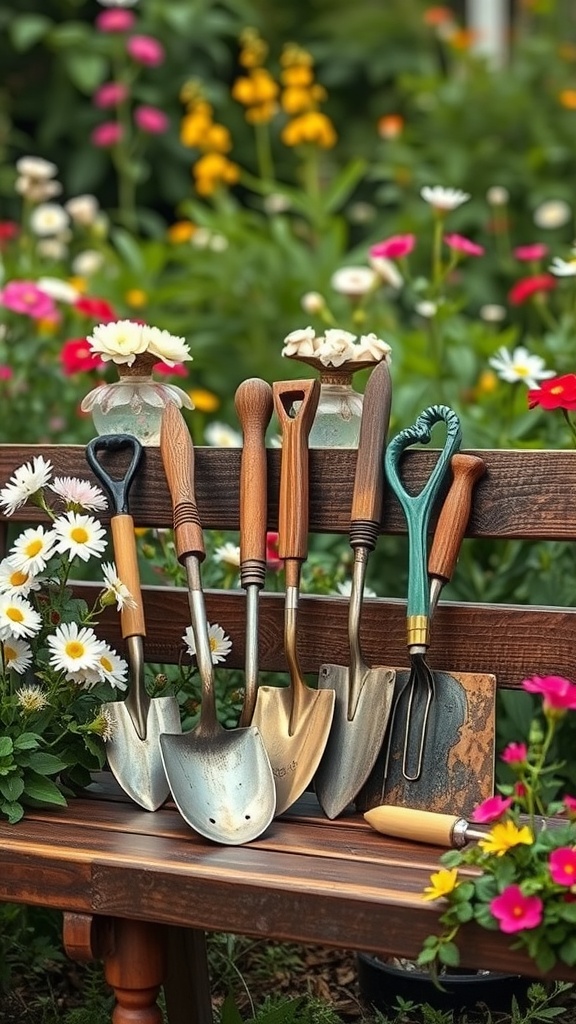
[314,359,396,819]
[86,434,181,812]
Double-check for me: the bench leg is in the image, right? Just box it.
[162,927,213,1024]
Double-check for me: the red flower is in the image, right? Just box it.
[0,221,19,248]
[266,531,282,571]
[527,373,576,411]
[74,297,117,322]
[61,338,105,375]
[513,243,549,261]
[490,886,543,934]
[508,273,556,305]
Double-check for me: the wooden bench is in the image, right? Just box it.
[1,441,576,1024]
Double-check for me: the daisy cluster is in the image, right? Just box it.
[282,326,391,367]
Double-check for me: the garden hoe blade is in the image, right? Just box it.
[251,379,335,816]
[86,435,181,812]
[314,360,396,819]
[159,403,276,845]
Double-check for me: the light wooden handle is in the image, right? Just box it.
[160,402,205,564]
[273,378,320,564]
[428,454,486,585]
[109,514,146,638]
[235,378,273,588]
[364,805,458,845]
[350,359,392,551]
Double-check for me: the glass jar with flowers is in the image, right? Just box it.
[281,326,391,448]
[0,456,135,822]
[80,320,194,445]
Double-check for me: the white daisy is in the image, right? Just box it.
[0,455,53,515]
[213,543,241,568]
[68,646,127,690]
[208,233,228,252]
[15,156,58,180]
[0,594,42,641]
[204,422,242,447]
[49,476,108,512]
[3,638,33,675]
[47,622,105,674]
[72,250,105,276]
[101,562,136,611]
[143,325,192,366]
[480,304,507,323]
[16,683,49,711]
[0,557,42,597]
[36,238,68,261]
[16,177,62,203]
[354,334,392,362]
[10,526,57,575]
[337,580,377,599]
[29,202,69,237]
[415,300,438,318]
[37,277,79,304]
[488,346,556,389]
[549,256,576,277]
[369,255,404,290]
[317,328,357,367]
[486,186,509,206]
[420,186,471,212]
[86,320,148,365]
[330,266,378,297]
[64,194,100,227]
[183,622,232,664]
[533,199,572,230]
[89,707,115,742]
[52,512,107,563]
[282,326,318,358]
[300,292,325,315]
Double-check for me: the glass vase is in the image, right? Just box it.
[81,353,193,446]
[284,355,381,448]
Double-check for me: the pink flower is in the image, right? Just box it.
[470,795,513,823]
[549,847,576,886]
[513,243,549,261]
[95,9,136,32]
[522,674,576,711]
[500,742,528,766]
[0,280,57,320]
[369,234,416,260]
[0,365,13,380]
[444,233,485,256]
[266,531,282,571]
[508,274,556,305]
[126,35,165,66]
[91,122,123,148]
[134,105,169,134]
[563,796,576,818]
[490,886,543,934]
[514,782,527,798]
[93,82,129,109]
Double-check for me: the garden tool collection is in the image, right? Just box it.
[314,359,396,820]
[234,378,274,727]
[251,378,336,816]
[364,805,565,846]
[85,434,181,812]
[159,401,276,844]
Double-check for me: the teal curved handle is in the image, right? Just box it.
[385,405,462,623]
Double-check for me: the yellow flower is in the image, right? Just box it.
[245,102,278,124]
[180,111,213,148]
[282,65,314,88]
[281,111,337,149]
[282,86,315,116]
[67,276,87,294]
[189,388,220,413]
[478,820,534,857]
[167,220,196,244]
[193,153,240,196]
[238,28,268,68]
[559,89,576,109]
[475,369,498,396]
[125,289,147,308]
[232,68,279,108]
[422,868,460,901]
[204,123,233,153]
[281,43,313,68]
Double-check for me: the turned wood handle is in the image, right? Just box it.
[160,402,205,564]
[235,378,273,589]
[350,359,392,552]
[273,378,320,564]
[428,453,487,585]
[110,514,146,638]
[364,805,458,846]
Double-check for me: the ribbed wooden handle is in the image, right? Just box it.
[364,805,457,845]
[235,378,273,588]
[160,402,205,564]
[110,515,146,638]
[350,359,392,551]
[273,378,320,562]
[428,454,487,584]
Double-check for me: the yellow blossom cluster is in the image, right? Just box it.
[179,80,240,196]
[279,44,337,149]
[232,29,279,124]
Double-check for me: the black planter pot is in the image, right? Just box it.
[357,953,533,1015]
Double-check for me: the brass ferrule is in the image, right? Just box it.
[406,614,429,647]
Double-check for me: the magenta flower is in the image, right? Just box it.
[490,886,543,934]
[0,365,13,381]
[91,122,124,148]
[134,105,169,134]
[0,281,57,320]
[500,742,528,766]
[93,82,129,109]
[470,795,513,823]
[522,675,576,712]
[513,243,549,261]
[444,233,485,257]
[563,796,576,818]
[95,9,136,32]
[369,234,416,260]
[126,35,165,66]
[549,847,576,886]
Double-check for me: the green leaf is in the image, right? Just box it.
[220,992,245,1024]
[0,775,24,803]
[322,158,367,214]
[8,13,53,51]
[438,941,461,968]
[1,800,24,824]
[0,737,14,758]
[110,228,146,273]
[23,773,67,807]
[27,752,68,776]
[454,902,474,923]
[13,732,41,751]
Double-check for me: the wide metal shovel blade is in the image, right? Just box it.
[106,696,182,811]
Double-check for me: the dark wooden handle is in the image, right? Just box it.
[350,359,392,551]
[235,378,273,588]
[160,402,205,564]
[428,453,487,584]
[110,514,146,638]
[273,378,320,563]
